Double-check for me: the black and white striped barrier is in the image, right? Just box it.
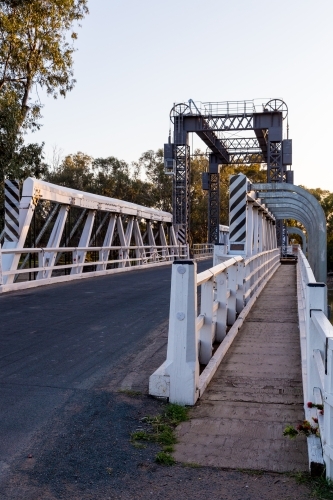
[4,180,20,243]
[228,174,276,258]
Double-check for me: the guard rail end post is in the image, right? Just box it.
[325,341,333,478]
[149,260,199,406]
[306,283,326,402]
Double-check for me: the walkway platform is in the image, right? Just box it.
[174,265,308,472]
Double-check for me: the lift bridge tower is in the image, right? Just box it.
[164,98,293,247]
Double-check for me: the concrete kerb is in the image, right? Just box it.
[198,260,281,396]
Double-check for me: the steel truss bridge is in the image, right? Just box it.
[0,107,332,483]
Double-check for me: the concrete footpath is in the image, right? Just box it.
[174,264,308,472]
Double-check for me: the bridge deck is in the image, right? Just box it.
[174,265,308,472]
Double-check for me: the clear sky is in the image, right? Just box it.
[27,0,333,191]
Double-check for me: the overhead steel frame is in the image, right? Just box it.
[253,183,327,283]
[167,99,292,245]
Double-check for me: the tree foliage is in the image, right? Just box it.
[0,0,88,186]
[0,0,88,121]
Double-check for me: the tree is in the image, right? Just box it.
[46,152,94,192]
[0,0,88,189]
[136,149,173,213]
[0,0,88,126]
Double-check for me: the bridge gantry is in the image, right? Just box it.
[164,98,293,247]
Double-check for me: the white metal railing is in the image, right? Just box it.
[149,248,280,405]
[0,243,188,293]
[191,243,214,259]
[297,247,333,478]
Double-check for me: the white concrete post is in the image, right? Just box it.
[227,262,237,325]
[199,277,215,364]
[149,260,199,405]
[324,340,333,478]
[236,261,245,313]
[258,211,263,253]
[246,202,254,257]
[213,244,228,266]
[243,259,251,304]
[306,283,326,402]
[215,268,228,341]
[253,206,259,255]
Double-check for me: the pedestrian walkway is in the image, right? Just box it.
[174,265,308,472]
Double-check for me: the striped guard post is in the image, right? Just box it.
[177,226,186,245]
[4,179,20,243]
[229,174,248,254]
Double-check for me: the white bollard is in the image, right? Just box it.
[149,260,199,405]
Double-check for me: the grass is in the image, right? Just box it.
[292,471,333,499]
[155,451,176,466]
[130,403,189,465]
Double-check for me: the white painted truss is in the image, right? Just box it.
[0,178,187,291]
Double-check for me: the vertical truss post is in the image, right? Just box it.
[173,116,190,246]
[96,214,116,271]
[38,205,69,279]
[208,154,220,244]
